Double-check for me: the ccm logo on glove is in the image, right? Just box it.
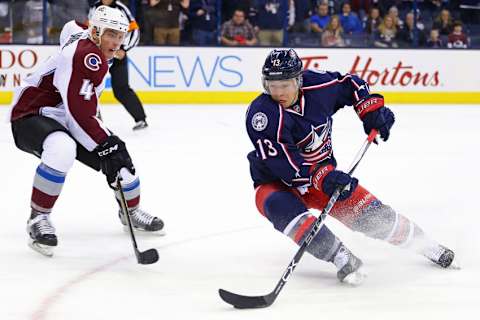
[97,144,119,157]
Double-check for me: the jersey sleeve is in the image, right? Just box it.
[329,71,371,110]
[246,100,311,187]
[54,42,110,151]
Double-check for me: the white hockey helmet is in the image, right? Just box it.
[89,5,129,39]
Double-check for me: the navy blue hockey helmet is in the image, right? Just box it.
[262,49,303,81]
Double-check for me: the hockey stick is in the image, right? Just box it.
[116,176,159,265]
[219,129,379,309]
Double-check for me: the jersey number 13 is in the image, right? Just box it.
[256,139,278,160]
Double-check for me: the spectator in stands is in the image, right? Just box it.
[423,0,443,16]
[397,12,426,47]
[310,2,330,34]
[220,9,257,46]
[447,21,469,48]
[0,0,12,43]
[189,0,217,45]
[388,5,403,29]
[144,0,190,45]
[426,28,444,48]
[23,0,46,44]
[290,0,313,33]
[321,15,346,47]
[363,6,382,34]
[433,9,454,36]
[373,14,398,48]
[351,0,372,18]
[255,0,288,46]
[339,2,363,34]
[48,0,89,43]
[222,0,254,23]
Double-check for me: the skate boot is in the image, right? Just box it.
[422,244,459,269]
[119,207,164,232]
[27,211,57,257]
[132,120,148,131]
[333,245,366,285]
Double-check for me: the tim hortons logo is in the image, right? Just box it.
[300,55,440,87]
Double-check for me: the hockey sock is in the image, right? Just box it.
[351,202,424,247]
[31,163,66,213]
[114,168,140,209]
[284,211,342,262]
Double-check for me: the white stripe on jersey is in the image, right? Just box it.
[53,42,109,151]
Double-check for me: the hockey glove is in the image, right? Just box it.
[354,94,395,141]
[95,135,135,184]
[311,164,358,201]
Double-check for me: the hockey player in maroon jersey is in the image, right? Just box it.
[245,49,457,284]
[9,6,163,257]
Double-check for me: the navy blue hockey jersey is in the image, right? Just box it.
[246,69,371,187]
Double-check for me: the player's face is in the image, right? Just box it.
[267,78,299,109]
[100,29,126,60]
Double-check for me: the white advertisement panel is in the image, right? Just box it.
[124,47,480,92]
[1,45,479,103]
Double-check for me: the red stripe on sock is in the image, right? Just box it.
[294,215,316,243]
[31,187,58,211]
[126,196,140,209]
[389,215,410,245]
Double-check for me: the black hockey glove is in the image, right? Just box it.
[95,135,135,184]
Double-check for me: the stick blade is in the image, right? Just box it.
[136,248,159,265]
[218,289,274,309]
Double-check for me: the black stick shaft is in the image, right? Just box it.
[116,176,140,253]
[219,129,378,308]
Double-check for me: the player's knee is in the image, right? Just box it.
[351,202,397,240]
[118,167,138,185]
[262,191,307,232]
[41,131,76,173]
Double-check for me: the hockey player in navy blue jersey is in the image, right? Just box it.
[246,48,457,285]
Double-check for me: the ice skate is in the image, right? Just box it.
[119,207,164,234]
[422,244,460,269]
[333,246,366,285]
[132,120,148,131]
[27,212,57,257]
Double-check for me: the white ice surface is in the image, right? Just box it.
[1,104,480,320]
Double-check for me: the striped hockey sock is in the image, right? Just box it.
[115,177,141,209]
[31,163,66,213]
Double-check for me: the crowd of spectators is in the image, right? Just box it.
[0,0,479,48]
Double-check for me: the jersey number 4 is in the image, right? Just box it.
[256,139,278,160]
[79,79,95,100]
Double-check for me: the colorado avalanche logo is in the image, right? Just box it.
[84,53,101,71]
[252,112,268,131]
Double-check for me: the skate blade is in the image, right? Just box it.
[123,225,166,236]
[342,267,367,286]
[28,240,54,257]
[448,259,461,270]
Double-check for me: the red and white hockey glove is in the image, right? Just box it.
[310,164,358,201]
[354,94,395,141]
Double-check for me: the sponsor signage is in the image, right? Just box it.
[1,45,479,103]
